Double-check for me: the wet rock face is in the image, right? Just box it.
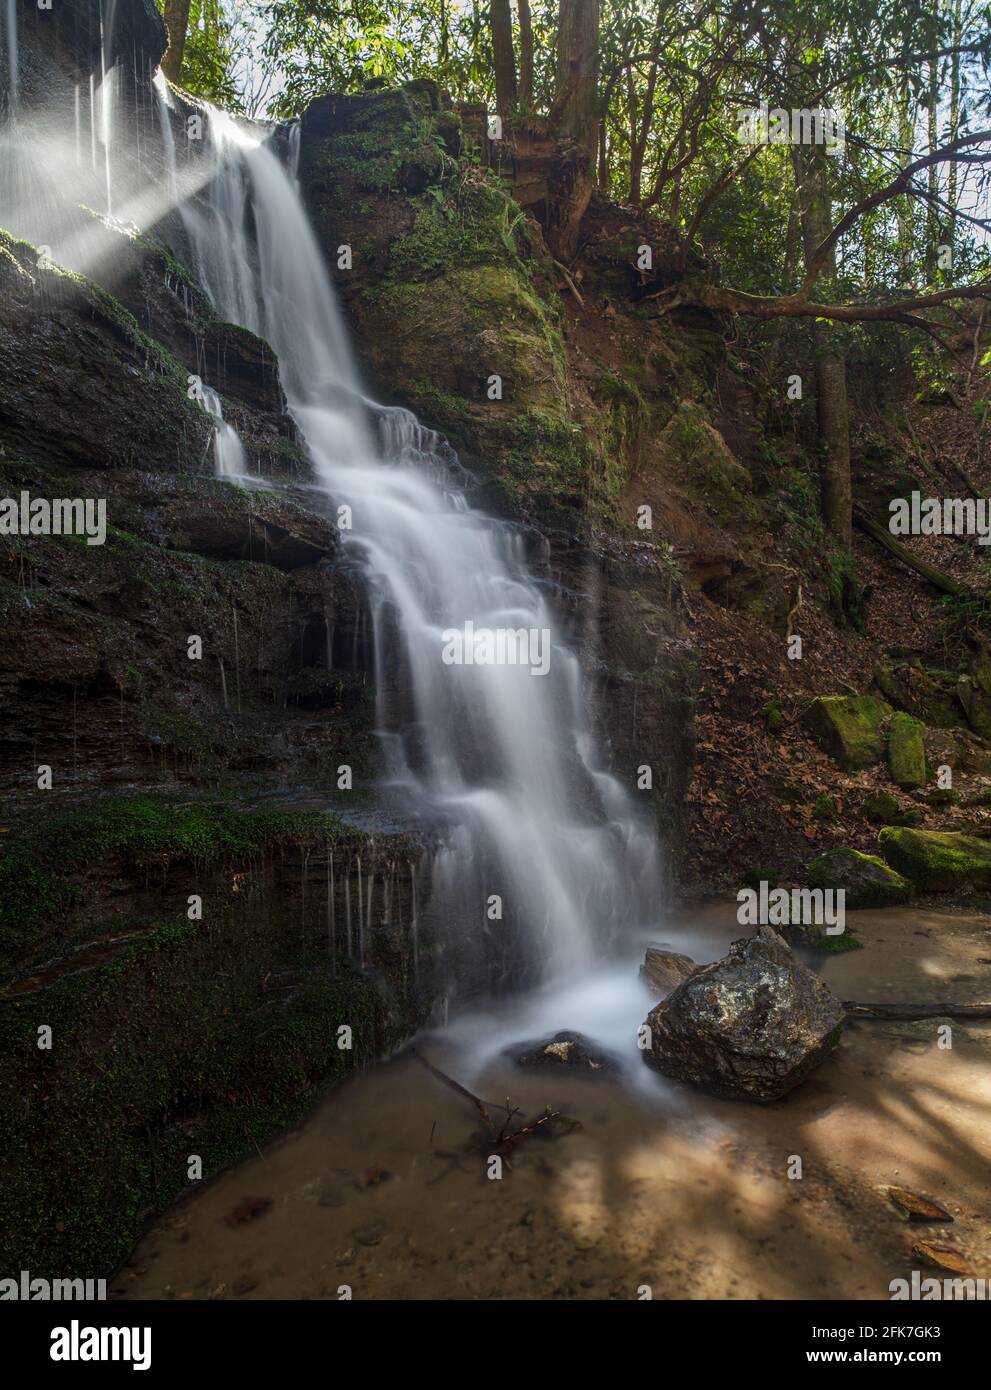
[641,946,697,996]
[643,925,845,1102]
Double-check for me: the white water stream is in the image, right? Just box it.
[177,104,663,983]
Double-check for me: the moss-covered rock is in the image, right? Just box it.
[878,827,991,892]
[805,695,892,771]
[887,711,927,789]
[763,699,784,734]
[807,847,913,908]
[873,659,962,728]
[862,790,900,824]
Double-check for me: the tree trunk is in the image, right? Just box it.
[161,0,191,82]
[490,0,517,116]
[517,0,534,106]
[948,0,962,242]
[547,0,600,260]
[795,146,853,547]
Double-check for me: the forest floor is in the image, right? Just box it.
[116,901,991,1301]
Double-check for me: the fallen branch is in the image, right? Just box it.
[853,510,970,597]
[410,1049,578,1159]
[551,257,585,307]
[844,1001,991,1020]
[410,1047,496,1137]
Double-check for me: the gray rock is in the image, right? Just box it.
[642,925,845,1102]
[641,946,698,996]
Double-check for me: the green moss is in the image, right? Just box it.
[809,931,864,954]
[658,401,755,527]
[813,794,837,823]
[741,867,779,891]
[878,827,991,891]
[0,796,352,979]
[887,711,927,789]
[862,790,900,824]
[805,694,893,771]
[923,787,961,806]
[808,847,913,908]
[0,920,392,1276]
[763,700,784,734]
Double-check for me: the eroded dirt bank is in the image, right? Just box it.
[117,903,991,1301]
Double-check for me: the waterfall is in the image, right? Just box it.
[3,0,17,115]
[179,106,662,983]
[201,384,248,479]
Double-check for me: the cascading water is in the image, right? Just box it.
[179,107,663,984]
[200,385,249,479]
[3,0,18,115]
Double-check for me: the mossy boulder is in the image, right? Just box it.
[805,695,892,771]
[807,847,913,908]
[878,827,991,892]
[862,791,900,824]
[887,711,926,789]
[873,659,962,728]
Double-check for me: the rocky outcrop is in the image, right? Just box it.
[642,925,845,1101]
[0,794,439,1276]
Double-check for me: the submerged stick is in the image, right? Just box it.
[410,1048,496,1136]
[844,1001,991,1020]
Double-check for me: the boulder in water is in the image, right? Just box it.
[507,1031,617,1075]
[641,946,698,996]
[642,925,845,1102]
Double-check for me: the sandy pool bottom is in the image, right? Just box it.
[117,903,991,1300]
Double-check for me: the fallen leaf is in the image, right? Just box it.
[911,1242,970,1275]
[885,1187,953,1223]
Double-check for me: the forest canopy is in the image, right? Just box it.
[157,0,991,544]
